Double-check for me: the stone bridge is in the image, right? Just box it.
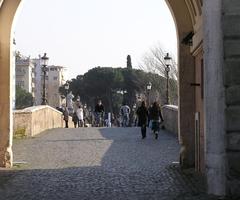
[0,127,216,200]
[1,1,240,198]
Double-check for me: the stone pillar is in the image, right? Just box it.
[0,0,22,167]
[178,44,195,168]
[203,0,227,197]
[223,0,240,197]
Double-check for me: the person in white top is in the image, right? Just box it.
[120,103,131,127]
[76,105,84,127]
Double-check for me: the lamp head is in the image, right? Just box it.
[147,82,152,90]
[164,53,172,67]
[41,53,49,66]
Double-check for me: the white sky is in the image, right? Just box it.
[14,0,177,79]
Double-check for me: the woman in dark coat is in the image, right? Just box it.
[63,107,69,128]
[136,101,148,139]
[149,101,164,139]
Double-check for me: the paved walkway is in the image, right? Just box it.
[0,127,217,200]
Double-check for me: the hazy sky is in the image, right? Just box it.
[14,0,177,79]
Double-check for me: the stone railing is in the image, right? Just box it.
[162,105,178,135]
[13,105,71,137]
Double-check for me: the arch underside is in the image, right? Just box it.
[0,0,201,168]
[0,0,22,167]
[166,0,203,168]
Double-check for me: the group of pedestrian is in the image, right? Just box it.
[62,97,164,138]
[62,98,88,128]
[136,101,164,140]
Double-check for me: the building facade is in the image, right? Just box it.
[31,56,42,105]
[15,55,35,100]
[47,65,67,108]
[29,59,67,108]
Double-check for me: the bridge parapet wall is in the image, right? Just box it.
[13,106,67,137]
[162,105,178,136]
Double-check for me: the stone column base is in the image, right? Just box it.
[0,147,12,168]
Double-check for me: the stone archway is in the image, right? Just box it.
[0,0,197,169]
[0,0,21,167]
[0,0,196,169]
[166,0,227,197]
[1,0,239,198]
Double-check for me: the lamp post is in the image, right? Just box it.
[164,53,172,105]
[64,82,69,107]
[146,82,152,106]
[41,53,49,105]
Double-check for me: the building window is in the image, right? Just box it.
[16,81,24,87]
[53,76,58,80]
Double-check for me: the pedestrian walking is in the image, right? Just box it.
[72,112,78,128]
[63,107,69,128]
[149,101,164,139]
[94,100,104,127]
[136,101,148,139]
[120,102,131,127]
[76,105,84,127]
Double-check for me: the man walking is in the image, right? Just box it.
[95,100,104,127]
[120,102,131,127]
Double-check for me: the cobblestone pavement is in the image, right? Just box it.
[0,127,218,200]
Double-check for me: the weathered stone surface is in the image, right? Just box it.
[223,0,240,15]
[223,15,240,37]
[227,152,240,176]
[224,40,240,58]
[0,148,12,168]
[227,133,240,151]
[13,105,74,137]
[224,61,240,86]
[162,105,178,135]
[227,179,240,198]
[226,86,240,105]
[226,106,240,131]
[223,2,240,198]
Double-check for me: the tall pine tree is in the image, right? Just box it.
[127,55,132,69]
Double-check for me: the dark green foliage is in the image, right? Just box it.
[15,86,33,109]
[59,67,170,115]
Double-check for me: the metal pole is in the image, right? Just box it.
[41,66,47,105]
[65,89,68,108]
[147,90,150,106]
[166,69,169,105]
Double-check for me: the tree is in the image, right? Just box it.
[139,44,178,105]
[15,86,33,109]
[127,55,132,69]
[59,66,168,116]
